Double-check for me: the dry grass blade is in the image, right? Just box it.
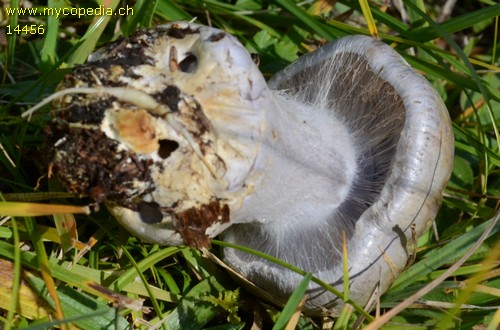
[365,210,500,330]
[0,259,53,319]
[488,307,500,330]
[0,202,90,216]
[358,0,379,38]
[284,295,307,330]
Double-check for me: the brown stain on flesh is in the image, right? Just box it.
[175,200,230,249]
[115,109,158,154]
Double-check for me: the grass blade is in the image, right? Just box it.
[390,216,500,291]
[276,0,335,40]
[408,4,500,42]
[358,0,378,38]
[155,1,192,21]
[24,217,66,328]
[40,0,61,70]
[272,273,311,330]
[67,0,120,65]
[109,245,183,291]
[366,210,499,329]
[0,202,90,217]
[164,277,226,330]
[23,273,130,330]
[5,0,20,68]
[3,220,21,330]
[403,0,499,147]
[123,0,159,34]
[0,240,142,310]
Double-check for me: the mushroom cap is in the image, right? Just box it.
[222,35,454,311]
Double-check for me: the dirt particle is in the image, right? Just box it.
[138,201,163,224]
[57,98,112,125]
[209,32,225,42]
[48,126,154,208]
[154,85,182,112]
[166,25,200,39]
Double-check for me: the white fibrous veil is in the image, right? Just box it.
[226,43,406,271]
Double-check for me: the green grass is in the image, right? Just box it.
[1,0,499,329]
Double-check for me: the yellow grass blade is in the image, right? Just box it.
[358,0,379,38]
[0,259,53,320]
[53,213,77,252]
[0,202,90,217]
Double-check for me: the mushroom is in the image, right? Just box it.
[46,22,454,312]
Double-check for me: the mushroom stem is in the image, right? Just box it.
[230,94,357,231]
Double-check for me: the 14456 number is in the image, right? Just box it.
[6,25,45,35]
